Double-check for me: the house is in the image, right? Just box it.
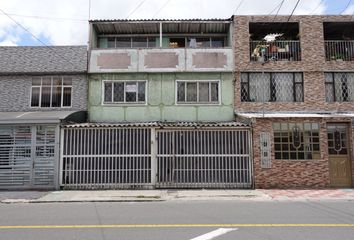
[60,19,253,189]
[234,15,354,188]
[0,46,87,189]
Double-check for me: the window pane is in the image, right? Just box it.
[53,76,62,86]
[107,37,115,48]
[63,87,71,107]
[126,82,137,102]
[169,38,185,48]
[32,77,41,86]
[211,37,224,48]
[211,82,219,102]
[148,37,156,48]
[186,82,197,102]
[196,38,210,48]
[132,37,147,48]
[113,82,124,102]
[295,83,303,102]
[325,83,334,102]
[249,73,270,102]
[63,77,72,85]
[177,82,185,102]
[42,77,51,86]
[41,87,51,107]
[138,82,146,102]
[272,73,293,102]
[51,85,62,107]
[116,38,131,48]
[198,82,209,102]
[104,82,112,102]
[31,87,40,107]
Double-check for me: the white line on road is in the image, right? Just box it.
[189,228,238,240]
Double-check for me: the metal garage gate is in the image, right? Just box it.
[156,129,252,188]
[0,125,57,189]
[60,127,152,189]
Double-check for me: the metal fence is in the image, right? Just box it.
[250,40,301,62]
[60,127,152,189]
[156,129,252,188]
[325,40,354,61]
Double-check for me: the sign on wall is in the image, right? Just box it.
[260,132,271,168]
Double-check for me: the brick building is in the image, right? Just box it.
[233,15,354,188]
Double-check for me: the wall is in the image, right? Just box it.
[0,74,87,112]
[233,15,354,113]
[88,72,234,122]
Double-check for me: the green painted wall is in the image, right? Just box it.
[89,72,234,122]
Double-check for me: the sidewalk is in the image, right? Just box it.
[1,189,354,204]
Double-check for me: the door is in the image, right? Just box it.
[327,124,352,187]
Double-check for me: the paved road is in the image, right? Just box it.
[0,201,354,240]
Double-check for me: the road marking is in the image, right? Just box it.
[190,228,237,240]
[0,224,354,229]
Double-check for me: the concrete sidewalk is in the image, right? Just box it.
[1,189,354,203]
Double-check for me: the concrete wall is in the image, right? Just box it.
[0,74,87,112]
[88,72,234,122]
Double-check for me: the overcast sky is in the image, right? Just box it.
[0,0,353,46]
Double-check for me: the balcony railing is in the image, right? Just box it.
[325,40,354,61]
[250,40,301,62]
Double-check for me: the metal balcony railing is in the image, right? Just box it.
[325,40,354,61]
[250,40,301,62]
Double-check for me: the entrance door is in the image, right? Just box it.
[327,124,352,187]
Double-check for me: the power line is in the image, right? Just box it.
[272,0,285,22]
[268,1,284,15]
[309,0,325,15]
[126,0,148,19]
[0,12,87,22]
[287,0,301,22]
[151,0,171,19]
[340,0,352,14]
[233,0,244,15]
[0,7,80,68]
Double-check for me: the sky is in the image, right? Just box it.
[0,0,353,46]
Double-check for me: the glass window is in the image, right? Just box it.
[177,81,220,104]
[273,122,320,160]
[169,38,185,48]
[31,76,72,108]
[211,37,225,48]
[103,81,146,104]
[116,38,131,48]
[132,37,147,48]
[325,72,354,102]
[107,37,116,48]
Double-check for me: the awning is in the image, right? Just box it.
[63,121,249,128]
[236,112,354,119]
[0,111,87,124]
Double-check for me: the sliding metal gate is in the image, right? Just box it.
[60,128,152,189]
[0,125,57,189]
[156,129,252,188]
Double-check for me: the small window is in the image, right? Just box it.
[325,72,354,102]
[116,37,131,48]
[31,76,72,108]
[103,81,146,104]
[177,80,219,104]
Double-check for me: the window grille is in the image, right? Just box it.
[177,80,219,104]
[241,72,303,102]
[325,72,354,102]
[103,80,146,104]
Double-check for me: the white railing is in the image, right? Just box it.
[325,40,354,61]
[250,40,301,62]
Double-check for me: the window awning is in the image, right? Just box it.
[0,111,87,124]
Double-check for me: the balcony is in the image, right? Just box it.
[89,48,233,73]
[325,40,354,61]
[250,40,301,62]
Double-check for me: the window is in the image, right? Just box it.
[325,72,354,102]
[273,123,320,160]
[241,72,303,102]
[103,37,156,48]
[103,81,146,104]
[31,76,72,108]
[187,37,226,48]
[177,80,219,104]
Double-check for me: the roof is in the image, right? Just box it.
[0,111,86,124]
[63,121,249,128]
[0,46,87,74]
[90,19,231,35]
[236,112,354,119]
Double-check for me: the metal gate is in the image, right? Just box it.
[60,127,152,189]
[0,125,57,189]
[156,129,252,188]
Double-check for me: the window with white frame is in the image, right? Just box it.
[325,72,354,102]
[177,80,219,104]
[31,76,72,108]
[103,80,146,104]
[241,72,303,102]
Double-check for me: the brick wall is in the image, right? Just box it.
[250,117,353,189]
[0,74,87,112]
[233,15,354,113]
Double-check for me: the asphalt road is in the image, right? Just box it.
[0,201,354,240]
